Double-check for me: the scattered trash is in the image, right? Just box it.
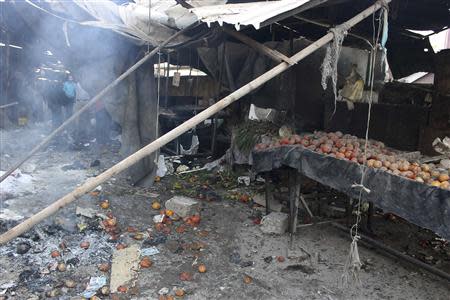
[153,214,165,223]
[158,287,169,295]
[238,176,251,186]
[77,223,88,232]
[140,247,160,256]
[264,256,273,263]
[0,282,16,296]
[156,155,168,178]
[180,134,199,155]
[143,234,167,246]
[176,165,190,173]
[82,276,107,298]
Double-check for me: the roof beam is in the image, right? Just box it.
[294,15,373,47]
[223,27,296,65]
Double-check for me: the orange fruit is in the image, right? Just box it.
[175,289,185,297]
[140,257,152,268]
[98,263,110,272]
[431,181,441,187]
[179,272,193,281]
[100,200,110,209]
[50,250,60,258]
[198,264,207,273]
[80,241,90,249]
[106,218,117,227]
[116,243,127,250]
[438,174,449,182]
[243,275,253,284]
[152,201,161,210]
[165,209,174,217]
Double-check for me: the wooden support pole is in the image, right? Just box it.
[0,26,190,184]
[264,172,271,215]
[289,169,301,235]
[0,0,389,244]
[223,27,296,65]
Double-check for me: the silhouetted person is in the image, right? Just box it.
[45,81,65,129]
[62,74,76,119]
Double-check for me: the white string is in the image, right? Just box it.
[353,7,384,240]
[341,5,386,288]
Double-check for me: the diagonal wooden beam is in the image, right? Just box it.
[223,27,296,65]
[0,0,390,244]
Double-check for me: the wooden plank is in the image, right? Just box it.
[223,28,296,65]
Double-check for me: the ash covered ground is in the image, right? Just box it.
[0,124,449,300]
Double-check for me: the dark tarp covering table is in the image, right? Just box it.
[252,146,450,240]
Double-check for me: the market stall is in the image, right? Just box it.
[252,131,450,240]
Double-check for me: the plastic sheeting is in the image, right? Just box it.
[252,146,450,240]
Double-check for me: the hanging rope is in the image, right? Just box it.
[320,23,350,112]
[341,4,388,288]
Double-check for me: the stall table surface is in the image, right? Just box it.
[252,145,450,240]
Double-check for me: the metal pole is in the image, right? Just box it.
[331,222,450,282]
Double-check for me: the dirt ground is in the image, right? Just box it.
[0,124,449,300]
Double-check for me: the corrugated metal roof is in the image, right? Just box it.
[190,0,327,31]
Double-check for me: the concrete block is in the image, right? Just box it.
[260,212,289,234]
[165,196,199,218]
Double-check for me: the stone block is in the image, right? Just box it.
[260,212,289,234]
[165,196,199,218]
